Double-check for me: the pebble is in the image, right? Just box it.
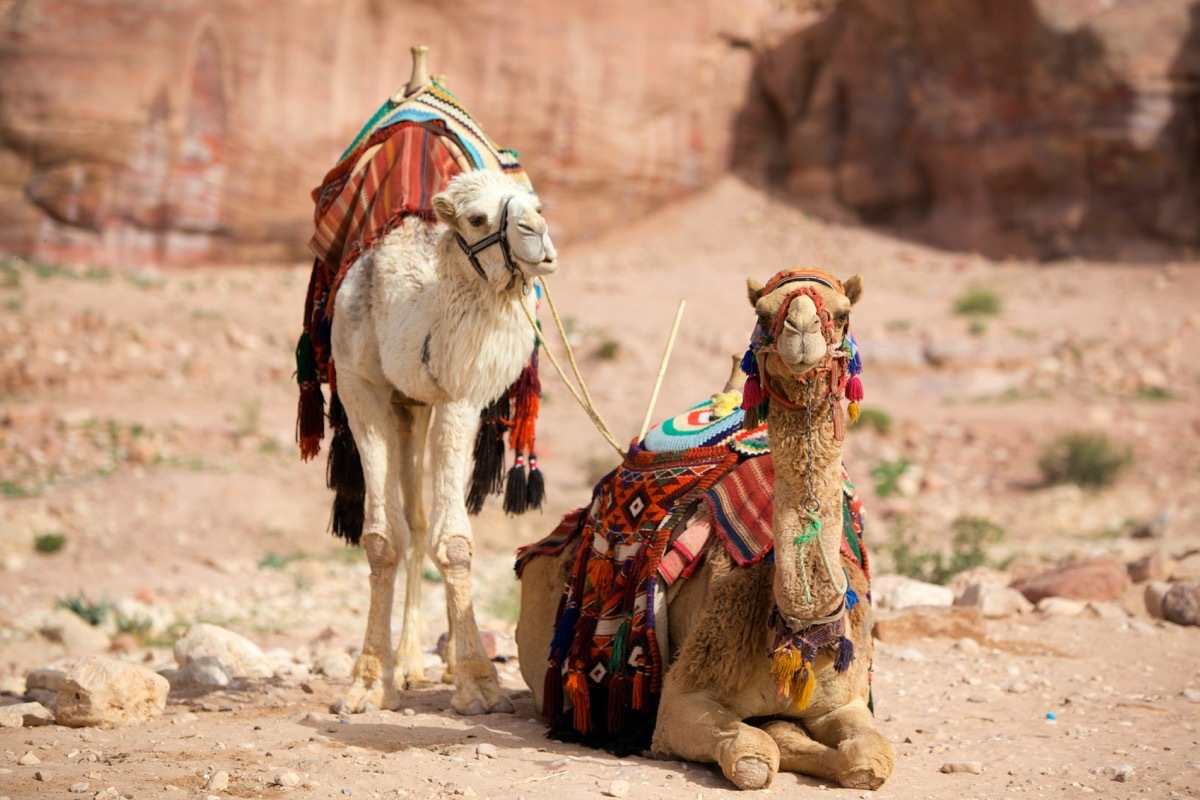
[476,743,498,759]
[205,771,229,791]
[70,783,89,793]
[891,647,926,662]
[34,770,51,782]
[1181,688,1200,702]
[940,761,984,774]
[605,779,631,797]
[18,751,41,765]
[273,770,301,787]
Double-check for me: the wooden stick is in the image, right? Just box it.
[638,299,686,442]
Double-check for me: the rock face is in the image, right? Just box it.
[732,0,1200,260]
[0,0,761,267]
[55,656,169,728]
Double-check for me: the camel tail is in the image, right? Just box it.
[327,391,365,545]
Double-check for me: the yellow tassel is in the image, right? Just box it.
[770,644,803,693]
[848,401,860,423]
[791,664,816,711]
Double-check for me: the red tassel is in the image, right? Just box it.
[542,661,564,722]
[607,674,630,733]
[846,375,864,402]
[741,374,764,410]
[566,671,591,734]
[509,359,541,455]
[297,382,324,461]
[632,671,648,711]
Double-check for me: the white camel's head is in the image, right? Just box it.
[747,271,863,398]
[432,170,558,283]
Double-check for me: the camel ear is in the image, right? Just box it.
[843,274,864,306]
[746,278,764,308]
[431,193,456,226]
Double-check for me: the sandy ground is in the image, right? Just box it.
[1,175,1199,799]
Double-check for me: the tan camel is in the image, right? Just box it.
[333,167,556,715]
[516,270,894,789]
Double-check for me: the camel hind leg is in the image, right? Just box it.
[336,373,408,712]
[394,401,432,687]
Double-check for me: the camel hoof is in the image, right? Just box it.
[459,699,486,716]
[731,758,773,790]
[835,735,894,790]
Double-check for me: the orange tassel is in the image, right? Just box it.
[566,671,591,734]
[587,556,615,598]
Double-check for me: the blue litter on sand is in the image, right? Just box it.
[1045,712,1057,720]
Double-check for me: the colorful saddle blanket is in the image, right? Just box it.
[516,407,870,745]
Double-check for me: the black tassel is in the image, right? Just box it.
[504,456,528,515]
[607,675,630,733]
[526,451,546,510]
[326,392,365,545]
[467,394,510,515]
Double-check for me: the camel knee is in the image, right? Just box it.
[433,533,473,579]
[362,532,398,572]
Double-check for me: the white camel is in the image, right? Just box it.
[331,168,556,714]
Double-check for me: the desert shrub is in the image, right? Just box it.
[1038,431,1131,489]
[57,593,112,627]
[871,457,910,498]
[34,533,67,555]
[953,286,1002,316]
[888,515,1008,585]
[853,407,893,434]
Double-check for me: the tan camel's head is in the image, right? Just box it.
[746,271,863,388]
[432,170,558,281]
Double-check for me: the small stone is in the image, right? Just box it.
[1037,597,1087,617]
[1161,583,1200,627]
[313,650,354,680]
[19,751,41,765]
[1144,582,1172,619]
[273,770,301,787]
[56,655,169,728]
[1126,552,1176,583]
[1181,688,1200,702]
[966,694,988,703]
[939,761,983,774]
[1113,765,1134,782]
[951,637,981,655]
[606,779,631,797]
[70,782,89,793]
[0,701,53,728]
[205,771,229,791]
[475,743,498,759]
[888,579,955,610]
[34,770,51,782]
[957,583,1033,618]
[890,647,925,662]
[174,623,272,678]
[169,656,232,689]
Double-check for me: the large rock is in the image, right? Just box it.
[55,656,169,728]
[886,578,955,611]
[0,0,762,266]
[733,0,1200,260]
[173,623,271,677]
[1161,583,1200,627]
[957,582,1034,619]
[29,609,110,653]
[0,701,54,728]
[1010,556,1130,604]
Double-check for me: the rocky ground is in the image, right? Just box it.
[1,176,1199,799]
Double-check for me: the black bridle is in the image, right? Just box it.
[453,196,519,281]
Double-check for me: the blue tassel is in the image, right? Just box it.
[845,587,859,610]
[549,605,579,662]
[740,347,758,376]
[834,635,855,673]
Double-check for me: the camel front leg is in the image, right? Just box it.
[337,375,406,712]
[653,689,781,790]
[428,400,513,715]
[395,403,432,687]
[803,701,895,790]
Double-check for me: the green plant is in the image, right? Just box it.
[888,516,1008,585]
[1038,431,1131,489]
[1134,387,1174,401]
[2,480,35,498]
[422,565,444,583]
[853,407,893,434]
[597,339,621,360]
[33,533,67,555]
[968,317,987,336]
[870,457,910,498]
[258,551,305,570]
[57,593,112,626]
[114,612,154,639]
[953,286,1002,316]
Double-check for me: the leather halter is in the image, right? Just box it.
[453,195,519,281]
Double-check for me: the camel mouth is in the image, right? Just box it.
[517,256,558,276]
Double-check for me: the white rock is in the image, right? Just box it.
[891,647,926,662]
[312,650,354,680]
[205,771,229,791]
[69,782,89,793]
[888,579,955,611]
[939,761,983,774]
[30,609,110,653]
[957,583,1033,618]
[951,637,981,655]
[605,779,631,797]
[0,701,53,728]
[476,743,499,759]
[18,751,41,765]
[169,656,232,689]
[272,770,301,787]
[174,623,272,678]
[56,655,169,728]
[1037,597,1087,617]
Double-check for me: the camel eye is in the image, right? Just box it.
[468,214,486,227]
[835,312,849,325]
